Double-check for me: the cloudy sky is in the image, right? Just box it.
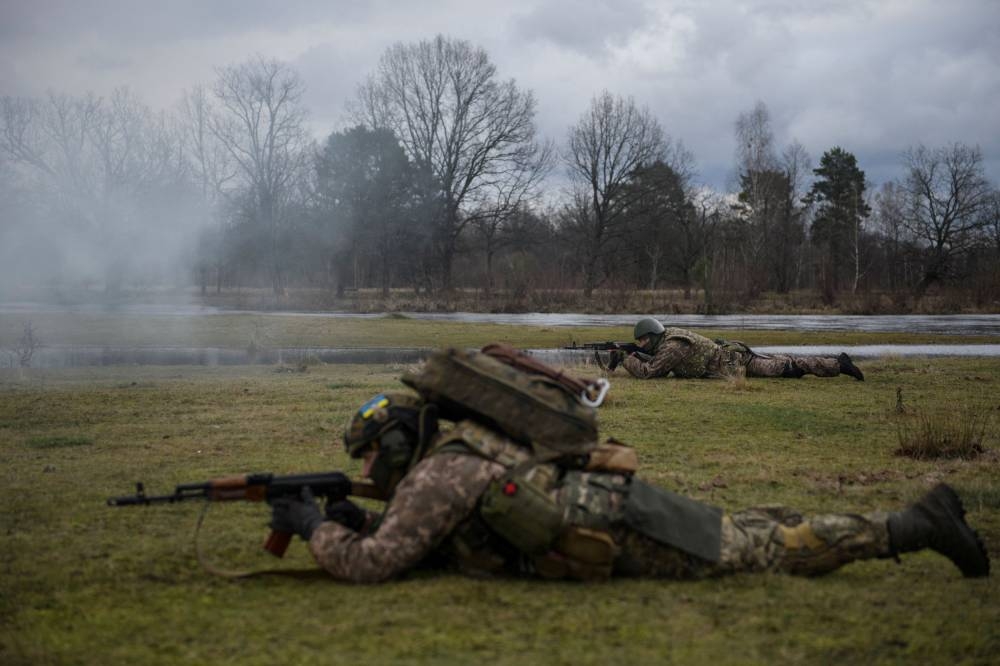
[2,0,998,190]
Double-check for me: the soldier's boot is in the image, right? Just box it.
[781,360,806,378]
[838,353,864,381]
[887,484,990,578]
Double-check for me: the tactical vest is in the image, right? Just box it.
[658,327,723,378]
[432,421,722,580]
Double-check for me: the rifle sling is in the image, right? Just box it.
[193,503,320,579]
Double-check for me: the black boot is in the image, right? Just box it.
[838,353,864,381]
[887,484,990,578]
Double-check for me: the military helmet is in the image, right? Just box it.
[633,317,665,340]
[343,391,425,458]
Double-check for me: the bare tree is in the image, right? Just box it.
[1,92,101,214]
[210,55,309,296]
[352,35,547,291]
[732,101,781,296]
[564,91,666,296]
[873,180,910,291]
[178,86,237,293]
[985,188,1000,255]
[773,140,810,293]
[470,142,552,294]
[902,143,993,297]
[1,90,189,291]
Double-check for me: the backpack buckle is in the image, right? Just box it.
[581,378,610,408]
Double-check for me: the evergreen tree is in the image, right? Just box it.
[806,147,870,296]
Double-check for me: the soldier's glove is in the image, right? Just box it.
[270,486,324,541]
[607,349,626,371]
[325,498,367,532]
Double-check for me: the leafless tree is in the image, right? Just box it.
[902,143,993,297]
[209,55,310,295]
[179,86,235,201]
[1,92,101,212]
[977,188,1000,253]
[872,181,910,291]
[732,101,781,296]
[470,143,552,294]
[1,90,188,290]
[352,35,548,291]
[178,86,237,293]
[775,140,810,293]
[564,91,666,296]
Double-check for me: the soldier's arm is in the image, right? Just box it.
[621,339,692,379]
[307,452,503,583]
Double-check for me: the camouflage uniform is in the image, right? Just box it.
[622,327,841,380]
[308,422,889,583]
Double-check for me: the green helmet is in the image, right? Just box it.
[343,391,425,458]
[633,318,665,340]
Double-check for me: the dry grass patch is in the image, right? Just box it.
[895,405,992,460]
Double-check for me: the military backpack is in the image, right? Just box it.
[401,343,609,460]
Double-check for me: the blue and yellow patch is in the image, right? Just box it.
[359,394,389,419]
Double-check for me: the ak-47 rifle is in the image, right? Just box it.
[108,471,385,560]
[563,341,652,371]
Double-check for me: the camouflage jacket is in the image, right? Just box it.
[622,327,724,379]
[307,421,630,582]
[308,444,505,583]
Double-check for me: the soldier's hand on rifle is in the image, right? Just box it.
[607,349,626,371]
[325,498,367,532]
[270,487,324,540]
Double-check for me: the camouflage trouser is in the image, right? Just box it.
[613,506,890,578]
[746,354,841,378]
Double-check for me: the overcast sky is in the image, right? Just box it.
[2,0,998,190]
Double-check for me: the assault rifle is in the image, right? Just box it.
[108,471,385,559]
[563,341,652,371]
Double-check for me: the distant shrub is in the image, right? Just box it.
[895,406,990,460]
[27,436,93,449]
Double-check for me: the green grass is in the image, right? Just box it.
[1,338,998,664]
[25,435,94,449]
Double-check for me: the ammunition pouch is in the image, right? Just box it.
[480,463,564,556]
[478,462,629,580]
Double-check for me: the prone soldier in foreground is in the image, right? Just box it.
[609,318,865,381]
[271,390,989,583]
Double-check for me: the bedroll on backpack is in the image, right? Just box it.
[401,344,609,460]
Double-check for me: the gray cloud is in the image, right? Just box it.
[1,0,997,190]
[509,0,654,56]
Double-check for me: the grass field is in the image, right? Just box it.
[1,316,998,664]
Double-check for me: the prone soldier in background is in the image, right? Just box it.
[269,392,989,583]
[611,318,866,381]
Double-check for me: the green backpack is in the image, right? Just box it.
[401,343,609,460]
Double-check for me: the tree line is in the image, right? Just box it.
[2,36,998,310]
